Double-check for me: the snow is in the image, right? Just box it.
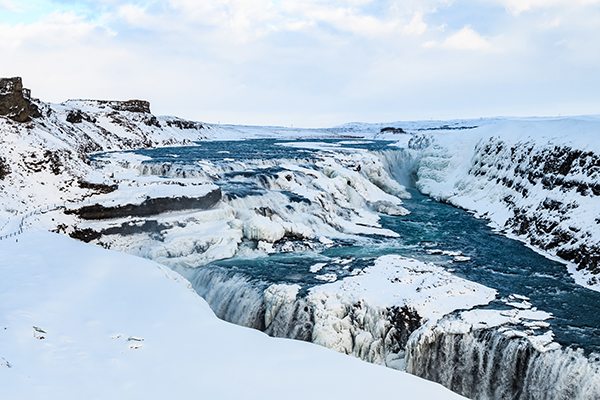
[309,255,497,323]
[3,93,600,397]
[67,138,412,268]
[310,262,327,273]
[409,115,600,291]
[296,255,498,365]
[434,307,557,352]
[78,179,218,208]
[0,230,465,399]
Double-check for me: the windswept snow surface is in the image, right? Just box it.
[0,231,465,400]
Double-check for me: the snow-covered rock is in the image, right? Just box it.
[410,116,600,291]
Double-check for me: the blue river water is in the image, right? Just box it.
[124,138,600,356]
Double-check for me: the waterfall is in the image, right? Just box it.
[188,267,315,341]
[190,267,267,330]
[188,266,423,364]
[190,264,600,400]
[405,322,600,400]
[373,148,417,189]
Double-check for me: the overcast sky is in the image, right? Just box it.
[1,0,599,127]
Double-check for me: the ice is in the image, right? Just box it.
[310,263,327,273]
[305,255,497,364]
[315,273,338,282]
[264,284,301,328]
[243,215,286,243]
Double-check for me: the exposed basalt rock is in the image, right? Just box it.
[68,220,168,243]
[0,157,10,180]
[66,110,96,124]
[387,305,422,351]
[165,119,204,130]
[144,115,161,128]
[103,99,151,113]
[469,137,600,278]
[0,77,30,122]
[23,150,67,175]
[77,180,118,194]
[69,227,102,243]
[101,219,164,237]
[66,187,221,220]
[380,127,406,134]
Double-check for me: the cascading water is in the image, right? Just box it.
[87,139,600,400]
[405,321,600,400]
[191,267,267,330]
[373,148,418,189]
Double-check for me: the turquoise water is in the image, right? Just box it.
[122,139,600,355]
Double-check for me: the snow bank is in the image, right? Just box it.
[0,231,465,399]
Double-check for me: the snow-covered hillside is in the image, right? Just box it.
[0,231,465,400]
[409,116,600,290]
[0,96,214,219]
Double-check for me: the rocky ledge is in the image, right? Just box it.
[0,77,33,122]
[65,187,222,220]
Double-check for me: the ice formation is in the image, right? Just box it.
[59,141,410,270]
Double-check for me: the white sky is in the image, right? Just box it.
[1,0,599,127]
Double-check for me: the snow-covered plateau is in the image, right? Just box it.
[2,79,600,399]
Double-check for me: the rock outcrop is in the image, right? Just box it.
[0,77,30,122]
[68,99,152,114]
[65,187,222,220]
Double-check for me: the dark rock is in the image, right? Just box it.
[66,110,96,124]
[28,102,42,119]
[78,180,118,194]
[103,99,151,113]
[387,305,422,351]
[69,227,102,243]
[44,150,64,175]
[23,150,66,175]
[144,115,161,127]
[380,127,406,134]
[101,219,163,237]
[165,119,204,130]
[0,77,30,122]
[472,137,600,276]
[0,157,10,180]
[66,187,222,220]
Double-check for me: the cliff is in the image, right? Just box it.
[412,117,600,289]
[0,77,211,218]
